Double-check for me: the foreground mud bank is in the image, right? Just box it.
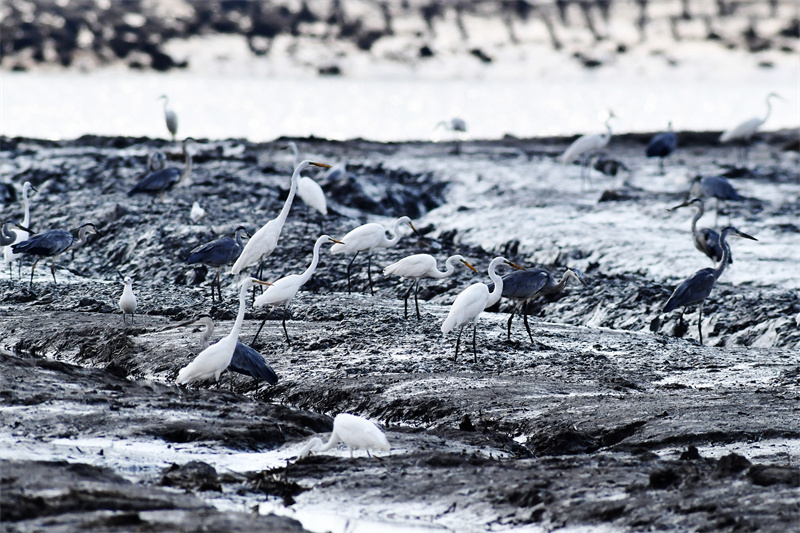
[1,133,799,531]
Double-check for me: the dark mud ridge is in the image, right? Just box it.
[1,133,799,531]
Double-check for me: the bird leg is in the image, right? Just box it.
[472,323,478,363]
[347,252,359,294]
[281,305,291,345]
[522,301,534,343]
[659,157,665,175]
[29,258,40,289]
[413,280,421,320]
[697,302,704,345]
[50,257,58,284]
[506,304,518,341]
[403,281,414,319]
[367,254,374,295]
[252,317,268,345]
[454,325,465,362]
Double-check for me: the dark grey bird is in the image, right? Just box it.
[1,220,33,246]
[661,226,757,344]
[646,123,677,174]
[186,226,250,302]
[147,150,167,171]
[493,267,587,343]
[185,316,278,387]
[690,175,743,226]
[11,223,100,288]
[129,138,193,198]
[670,198,730,265]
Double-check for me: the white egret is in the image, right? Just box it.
[251,234,343,345]
[176,277,269,385]
[720,93,782,162]
[559,111,615,189]
[383,253,478,319]
[160,95,178,141]
[11,223,100,289]
[331,216,417,295]
[298,413,390,459]
[118,276,137,325]
[433,118,467,154]
[284,142,328,220]
[3,182,35,277]
[230,161,331,278]
[441,257,524,362]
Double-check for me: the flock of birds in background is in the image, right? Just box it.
[0,91,785,457]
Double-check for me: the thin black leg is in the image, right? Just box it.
[282,316,291,345]
[367,254,374,295]
[50,258,57,284]
[522,301,534,343]
[252,317,268,345]
[413,280,420,320]
[29,258,40,289]
[347,252,359,294]
[698,302,704,345]
[507,312,514,341]
[472,323,478,363]
[454,325,464,362]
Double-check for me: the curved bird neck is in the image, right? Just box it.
[714,228,734,279]
[70,226,94,250]
[299,237,326,283]
[199,318,214,349]
[234,229,246,248]
[275,170,301,227]
[690,204,704,233]
[432,256,459,279]
[289,143,299,168]
[22,186,31,226]
[762,96,773,125]
[385,218,407,247]
[226,282,249,341]
[486,258,505,308]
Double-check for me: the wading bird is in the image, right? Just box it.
[251,235,342,345]
[284,142,328,219]
[160,95,178,141]
[332,216,417,295]
[118,276,137,325]
[383,253,478,319]
[230,161,331,279]
[441,257,524,362]
[499,268,586,343]
[298,413,390,459]
[11,223,100,289]
[660,226,757,344]
[689,175,743,226]
[1,220,32,246]
[720,92,782,162]
[559,111,615,189]
[187,226,250,302]
[176,277,269,385]
[433,117,467,154]
[129,138,193,198]
[670,198,729,264]
[147,150,167,171]
[182,316,278,386]
[646,123,677,174]
[3,182,35,277]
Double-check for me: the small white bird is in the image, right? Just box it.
[160,95,178,141]
[298,413,390,459]
[383,253,478,319]
[442,256,524,362]
[176,277,268,385]
[118,276,137,325]
[331,216,417,295]
[720,92,783,162]
[190,201,206,223]
[559,111,615,189]
[252,234,343,345]
[284,142,328,217]
[230,160,331,278]
[3,181,35,277]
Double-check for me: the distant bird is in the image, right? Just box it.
[190,201,206,223]
[383,253,478,319]
[128,138,193,198]
[3,182,35,277]
[720,92,783,162]
[176,277,269,385]
[690,175,743,226]
[147,150,167,171]
[499,268,586,343]
[298,413,390,459]
[230,161,331,278]
[559,111,615,189]
[186,226,250,303]
[184,315,278,386]
[251,235,342,345]
[670,198,730,264]
[284,142,328,219]
[118,276,137,325]
[661,226,757,344]
[646,123,677,174]
[331,216,417,295]
[160,95,178,141]
[441,257,524,362]
[322,161,347,182]
[11,223,100,289]
[433,117,467,154]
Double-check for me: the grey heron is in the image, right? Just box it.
[186,226,250,302]
[11,223,100,288]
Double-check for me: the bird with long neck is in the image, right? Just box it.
[662,226,757,344]
[670,198,728,264]
[230,161,330,279]
[4,182,35,276]
[128,138,193,198]
[720,93,783,163]
[12,222,100,288]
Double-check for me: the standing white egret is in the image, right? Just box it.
[230,161,331,279]
[433,118,467,154]
[3,182,35,277]
[559,111,615,189]
[176,277,269,385]
[118,276,137,325]
[720,93,783,162]
[251,234,343,345]
[0,220,32,247]
[298,413,390,459]
[441,257,524,362]
[159,95,178,141]
[11,223,100,289]
[383,253,478,319]
[331,216,417,295]
[284,142,328,220]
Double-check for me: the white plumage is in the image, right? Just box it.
[285,141,328,216]
[190,201,206,222]
[3,181,34,271]
[230,160,330,276]
[118,276,137,325]
[559,113,614,164]
[720,93,781,143]
[298,413,390,459]
[160,95,178,141]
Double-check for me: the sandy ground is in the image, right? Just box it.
[1,132,799,532]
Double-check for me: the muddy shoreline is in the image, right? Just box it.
[1,132,799,531]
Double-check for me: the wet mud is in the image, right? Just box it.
[1,132,799,531]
